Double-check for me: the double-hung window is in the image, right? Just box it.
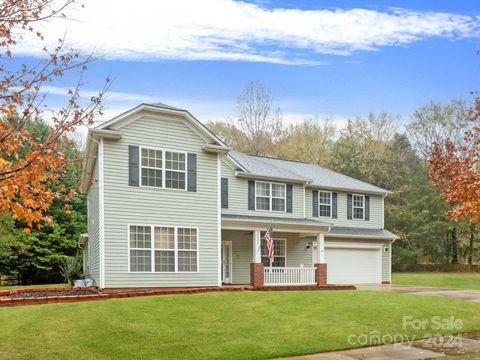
[261,238,286,267]
[129,225,198,272]
[177,228,198,272]
[154,227,175,272]
[318,191,332,217]
[141,148,163,187]
[353,194,365,220]
[165,151,186,189]
[140,147,186,190]
[255,182,285,212]
[129,226,152,272]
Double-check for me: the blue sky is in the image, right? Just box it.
[14,0,480,127]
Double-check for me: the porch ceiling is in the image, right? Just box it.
[221,214,331,233]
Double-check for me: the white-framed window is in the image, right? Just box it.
[129,225,198,272]
[255,182,286,212]
[353,194,365,220]
[129,226,152,272]
[140,147,186,190]
[177,228,198,272]
[261,238,286,267]
[318,191,332,217]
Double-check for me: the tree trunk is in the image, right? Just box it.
[469,223,476,265]
[451,226,459,265]
[444,230,451,264]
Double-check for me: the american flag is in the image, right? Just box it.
[264,224,274,265]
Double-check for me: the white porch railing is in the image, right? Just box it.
[264,266,316,286]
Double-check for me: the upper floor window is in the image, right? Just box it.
[256,182,285,212]
[318,191,332,217]
[261,238,286,267]
[353,194,365,220]
[140,147,186,189]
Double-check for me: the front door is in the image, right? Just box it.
[221,241,233,284]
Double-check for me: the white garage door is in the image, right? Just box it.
[325,247,382,284]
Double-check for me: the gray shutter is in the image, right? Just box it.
[221,178,228,209]
[365,195,370,221]
[347,193,352,219]
[128,145,139,187]
[187,153,197,192]
[312,190,318,217]
[332,192,337,219]
[286,184,293,213]
[248,181,255,210]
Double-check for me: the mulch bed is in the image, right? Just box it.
[0,284,356,307]
[8,290,100,299]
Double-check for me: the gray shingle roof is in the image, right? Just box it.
[228,150,389,194]
[328,226,399,239]
[229,150,310,182]
[144,102,185,111]
[222,214,332,226]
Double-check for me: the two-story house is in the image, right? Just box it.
[79,103,398,289]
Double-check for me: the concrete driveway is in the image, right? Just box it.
[356,284,480,302]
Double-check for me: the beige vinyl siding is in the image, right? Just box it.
[102,115,219,288]
[221,160,304,218]
[222,230,251,284]
[87,161,100,282]
[222,230,313,284]
[282,232,313,267]
[382,241,391,282]
[306,189,384,229]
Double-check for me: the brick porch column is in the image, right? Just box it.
[251,230,264,287]
[315,263,327,286]
[250,262,264,288]
[315,233,327,286]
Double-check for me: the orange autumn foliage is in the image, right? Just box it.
[429,98,480,224]
[0,0,107,227]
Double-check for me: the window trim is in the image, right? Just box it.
[261,237,287,267]
[139,146,188,191]
[254,181,286,212]
[318,190,332,218]
[352,193,365,220]
[127,224,199,274]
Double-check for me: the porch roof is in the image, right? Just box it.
[327,226,399,240]
[221,214,331,233]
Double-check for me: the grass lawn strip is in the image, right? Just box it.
[392,273,480,290]
[0,290,479,360]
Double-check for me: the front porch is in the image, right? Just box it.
[221,216,330,288]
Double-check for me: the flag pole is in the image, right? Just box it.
[269,222,273,269]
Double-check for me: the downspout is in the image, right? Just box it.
[90,135,105,289]
[217,154,222,287]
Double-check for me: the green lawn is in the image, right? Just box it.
[444,353,480,359]
[393,272,480,290]
[0,283,67,291]
[1,291,480,360]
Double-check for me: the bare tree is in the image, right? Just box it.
[236,82,283,155]
[407,100,469,159]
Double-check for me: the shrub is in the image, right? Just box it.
[60,256,83,286]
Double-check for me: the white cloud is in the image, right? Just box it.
[12,0,480,64]
[40,85,159,103]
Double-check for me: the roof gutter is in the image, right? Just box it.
[306,184,391,196]
[79,128,122,194]
[203,144,231,155]
[326,232,400,240]
[235,171,310,185]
